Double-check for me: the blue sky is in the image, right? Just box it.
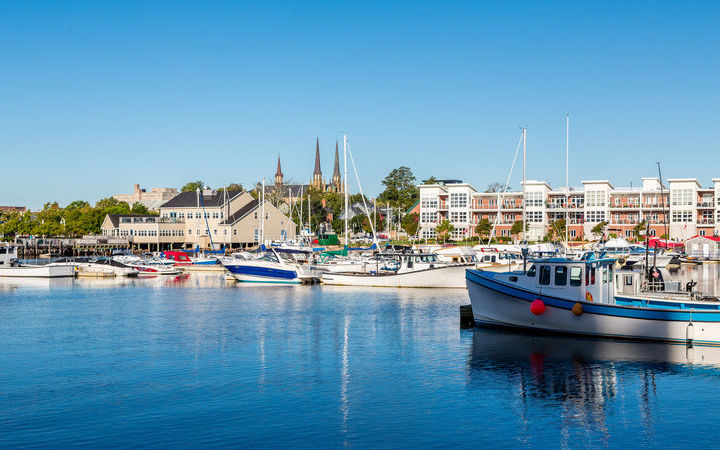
[1,1,719,209]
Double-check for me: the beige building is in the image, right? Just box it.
[101,189,296,250]
[113,184,179,211]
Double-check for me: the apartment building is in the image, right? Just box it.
[101,189,296,250]
[113,184,179,211]
[418,177,720,242]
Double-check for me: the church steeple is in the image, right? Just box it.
[275,155,283,187]
[332,140,342,192]
[312,137,323,189]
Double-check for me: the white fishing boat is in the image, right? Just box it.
[221,248,318,284]
[321,252,472,288]
[0,245,75,278]
[466,254,720,345]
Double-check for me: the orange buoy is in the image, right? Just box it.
[530,299,546,315]
[572,302,583,316]
[585,292,594,302]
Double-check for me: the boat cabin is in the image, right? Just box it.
[0,245,19,265]
[519,258,617,304]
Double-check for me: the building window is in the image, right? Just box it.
[527,211,543,223]
[450,211,468,223]
[421,197,438,209]
[524,192,543,207]
[586,211,606,223]
[671,211,693,223]
[585,191,606,207]
[450,193,467,208]
[188,229,192,235]
[233,229,237,235]
[671,189,693,206]
[421,212,437,223]
[212,212,219,219]
[254,229,258,242]
[570,229,576,238]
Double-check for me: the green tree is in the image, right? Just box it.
[435,220,454,243]
[423,176,439,184]
[181,180,204,192]
[485,182,508,193]
[218,183,243,191]
[475,218,493,240]
[377,166,419,210]
[591,221,608,240]
[633,220,648,242]
[548,219,567,242]
[130,203,150,214]
[401,212,419,237]
[510,220,527,239]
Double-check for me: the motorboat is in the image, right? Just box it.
[221,248,318,284]
[161,251,218,266]
[466,253,720,345]
[600,237,672,267]
[123,261,182,276]
[321,252,473,288]
[435,246,478,264]
[52,257,139,277]
[0,245,75,278]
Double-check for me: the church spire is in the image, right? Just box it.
[312,137,323,189]
[275,155,283,187]
[332,140,342,192]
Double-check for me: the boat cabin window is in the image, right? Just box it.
[570,267,582,286]
[539,266,551,285]
[527,266,536,277]
[554,266,567,286]
[586,267,596,285]
[625,275,633,286]
[0,248,5,254]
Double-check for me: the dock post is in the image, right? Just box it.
[460,304,475,329]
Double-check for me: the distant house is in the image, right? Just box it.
[101,189,296,251]
[113,184,179,211]
[0,206,26,213]
[337,201,375,221]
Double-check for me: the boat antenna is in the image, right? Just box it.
[343,134,349,248]
[261,178,266,249]
[657,162,668,244]
[346,139,379,250]
[565,114,569,253]
[487,131,523,245]
[522,127,527,244]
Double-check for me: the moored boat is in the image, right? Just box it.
[466,255,720,345]
[221,248,317,284]
[0,245,75,278]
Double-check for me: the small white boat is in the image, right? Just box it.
[0,245,75,278]
[53,257,139,277]
[321,252,472,288]
[126,262,182,276]
[466,254,720,345]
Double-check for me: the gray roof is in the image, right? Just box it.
[220,199,259,225]
[160,190,242,208]
[105,214,157,228]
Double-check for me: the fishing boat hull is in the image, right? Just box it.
[466,269,720,345]
[322,264,471,288]
[0,264,75,278]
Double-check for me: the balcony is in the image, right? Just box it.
[697,219,716,225]
[609,204,640,209]
[697,202,716,209]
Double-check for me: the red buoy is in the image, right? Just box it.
[530,299,546,315]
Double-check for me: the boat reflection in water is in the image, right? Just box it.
[467,328,720,444]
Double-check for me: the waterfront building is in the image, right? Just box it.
[418,177,720,242]
[0,206,26,213]
[101,189,296,250]
[113,184,179,211]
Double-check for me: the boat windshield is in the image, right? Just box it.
[257,252,279,263]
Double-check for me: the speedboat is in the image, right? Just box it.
[466,254,720,345]
[600,237,672,267]
[0,245,75,278]
[321,252,473,288]
[221,248,318,284]
[53,257,139,277]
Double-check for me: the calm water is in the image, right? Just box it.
[2,267,720,448]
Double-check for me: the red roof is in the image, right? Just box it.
[687,235,720,242]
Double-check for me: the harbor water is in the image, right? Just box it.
[2,266,720,448]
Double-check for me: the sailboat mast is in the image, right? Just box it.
[522,127,527,243]
[344,134,349,247]
[565,115,569,248]
[260,178,265,248]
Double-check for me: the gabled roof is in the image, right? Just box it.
[687,235,720,242]
[220,199,259,225]
[160,190,242,208]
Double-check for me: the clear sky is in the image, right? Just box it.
[1,1,719,209]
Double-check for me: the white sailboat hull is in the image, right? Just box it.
[321,264,471,288]
[0,265,75,278]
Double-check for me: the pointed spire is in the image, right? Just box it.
[332,140,341,179]
[314,137,322,175]
[276,155,283,176]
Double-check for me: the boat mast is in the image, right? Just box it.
[344,134,349,247]
[261,178,265,248]
[522,127,527,243]
[657,162,668,243]
[565,115,569,250]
